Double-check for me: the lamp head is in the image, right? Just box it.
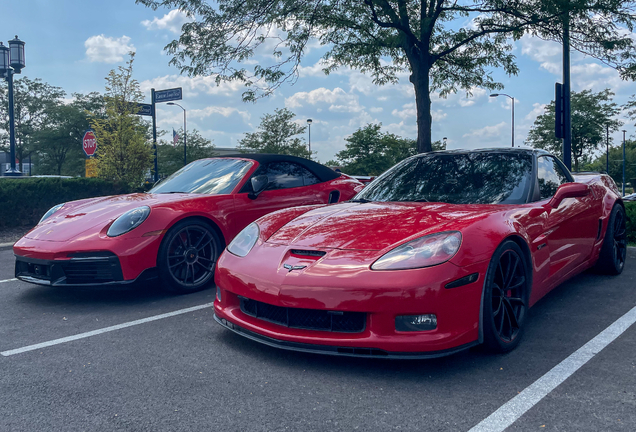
[8,36,25,73]
[307,119,313,124]
[490,94,499,97]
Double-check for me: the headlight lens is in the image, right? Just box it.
[107,206,151,237]
[371,231,462,270]
[227,223,260,257]
[39,203,65,224]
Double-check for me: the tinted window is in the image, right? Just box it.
[355,152,533,204]
[150,158,252,195]
[303,169,320,186]
[537,156,569,199]
[266,162,316,190]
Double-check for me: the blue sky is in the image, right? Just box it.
[4,0,636,163]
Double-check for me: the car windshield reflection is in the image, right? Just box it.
[355,152,533,205]
[150,158,253,195]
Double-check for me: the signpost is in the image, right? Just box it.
[150,87,183,182]
[82,130,97,157]
[85,158,98,178]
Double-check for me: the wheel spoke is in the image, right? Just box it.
[508,297,525,307]
[169,259,186,269]
[508,276,526,291]
[503,298,520,330]
[194,232,209,249]
[197,238,213,252]
[505,255,519,289]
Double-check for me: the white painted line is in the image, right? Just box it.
[469,305,636,432]
[1,302,214,356]
[0,278,18,284]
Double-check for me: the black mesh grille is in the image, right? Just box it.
[61,261,119,284]
[240,297,366,333]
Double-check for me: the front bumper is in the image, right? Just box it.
[214,242,489,356]
[14,254,157,287]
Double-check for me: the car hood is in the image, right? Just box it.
[25,193,204,242]
[266,202,502,251]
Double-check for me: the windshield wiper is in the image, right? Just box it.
[348,198,371,203]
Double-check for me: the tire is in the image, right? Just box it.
[594,204,627,275]
[482,240,530,353]
[157,219,220,294]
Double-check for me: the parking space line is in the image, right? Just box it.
[469,305,636,432]
[1,302,214,356]
[0,278,17,284]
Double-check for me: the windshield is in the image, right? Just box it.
[150,158,253,195]
[355,152,533,205]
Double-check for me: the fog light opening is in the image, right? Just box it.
[395,314,437,332]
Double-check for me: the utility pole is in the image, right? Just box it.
[562,4,572,171]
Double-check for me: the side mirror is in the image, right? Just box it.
[549,182,589,208]
[248,175,269,200]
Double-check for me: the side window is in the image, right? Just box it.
[537,156,569,199]
[302,168,320,186]
[266,162,306,190]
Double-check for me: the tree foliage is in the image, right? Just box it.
[526,89,622,172]
[332,123,444,175]
[90,53,154,188]
[33,92,106,176]
[587,139,636,189]
[238,108,310,158]
[136,0,636,153]
[157,128,217,176]
[0,77,65,171]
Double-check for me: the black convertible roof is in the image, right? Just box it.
[216,153,340,182]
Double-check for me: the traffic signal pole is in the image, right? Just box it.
[151,88,158,182]
[562,4,572,171]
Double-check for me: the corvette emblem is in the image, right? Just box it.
[283,264,307,272]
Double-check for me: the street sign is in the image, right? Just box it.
[82,130,97,157]
[85,158,98,178]
[154,87,182,103]
[134,103,153,116]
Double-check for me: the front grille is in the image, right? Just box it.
[61,260,122,284]
[240,297,366,333]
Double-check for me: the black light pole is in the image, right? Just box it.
[606,124,609,174]
[623,130,627,196]
[562,3,572,171]
[490,93,515,147]
[306,118,312,158]
[168,102,187,166]
[151,88,158,182]
[0,36,26,177]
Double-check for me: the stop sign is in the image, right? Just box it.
[82,130,97,157]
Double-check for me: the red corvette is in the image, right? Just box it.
[13,154,363,293]
[214,149,627,357]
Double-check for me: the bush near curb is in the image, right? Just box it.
[625,201,636,245]
[0,178,132,228]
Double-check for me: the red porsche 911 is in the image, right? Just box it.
[14,154,363,293]
[214,149,627,357]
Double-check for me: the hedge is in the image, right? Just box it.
[626,201,636,245]
[0,178,132,228]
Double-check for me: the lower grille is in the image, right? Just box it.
[61,260,122,284]
[240,297,366,333]
[16,254,124,285]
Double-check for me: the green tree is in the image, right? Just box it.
[587,139,636,190]
[526,89,622,172]
[157,128,217,176]
[333,123,444,175]
[0,77,65,171]
[33,92,106,176]
[238,108,311,158]
[90,53,153,188]
[136,0,636,153]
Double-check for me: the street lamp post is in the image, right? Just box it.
[306,119,312,158]
[606,124,610,174]
[0,36,26,177]
[490,93,515,147]
[622,130,627,196]
[167,102,187,166]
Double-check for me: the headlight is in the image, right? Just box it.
[107,206,151,237]
[39,203,65,224]
[371,231,462,270]
[227,223,260,257]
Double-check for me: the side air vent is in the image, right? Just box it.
[328,190,340,204]
[597,219,603,240]
[291,249,326,257]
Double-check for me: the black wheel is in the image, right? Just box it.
[594,204,627,275]
[482,240,529,353]
[158,220,220,293]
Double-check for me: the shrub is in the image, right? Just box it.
[625,201,636,244]
[0,178,132,228]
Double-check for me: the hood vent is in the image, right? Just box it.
[290,249,326,257]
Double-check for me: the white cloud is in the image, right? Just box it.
[285,87,363,113]
[520,35,561,63]
[432,87,488,108]
[189,106,251,123]
[84,35,135,63]
[525,103,546,122]
[141,9,191,34]
[139,75,244,98]
[369,107,383,113]
[463,122,508,139]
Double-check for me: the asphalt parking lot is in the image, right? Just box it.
[0,245,634,432]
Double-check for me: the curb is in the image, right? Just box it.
[0,242,14,251]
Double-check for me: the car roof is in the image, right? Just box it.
[215,153,341,182]
[425,147,551,157]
